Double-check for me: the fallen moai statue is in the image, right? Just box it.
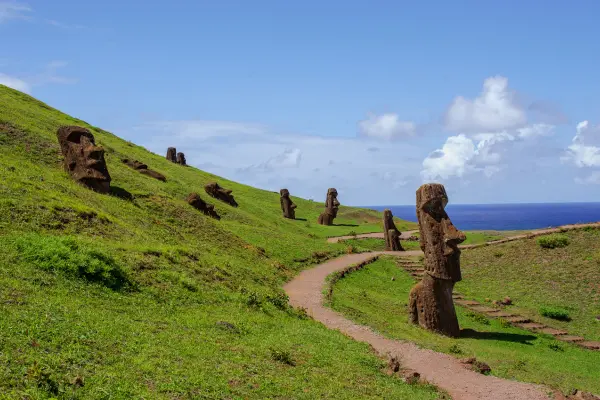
[56,126,111,193]
[187,193,220,220]
[204,182,238,207]
[409,183,466,337]
[280,189,297,219]
[122,159,166,182]
[317,188,340,226]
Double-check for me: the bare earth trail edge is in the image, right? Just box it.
[284,222,600,400]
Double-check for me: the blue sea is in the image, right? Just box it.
[367,203,600,231]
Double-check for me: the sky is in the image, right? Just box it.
[2,1,600,205]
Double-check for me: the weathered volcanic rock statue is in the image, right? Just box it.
[383,209,404,251]
[280,189,297,219]
[317,188,340,226]
[122,159,166,182]
[408,183,466,337]
[56,126,111,193]
[204,182,238,207]
[166,147,177,163]
[187,193,220,220]
[176,152,186,166]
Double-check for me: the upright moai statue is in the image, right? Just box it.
[56,126,111,193]
[280,189,297,219]
[176,152,186,166]
[166,147,177,163]
[317,188,340,226]
[383,209,404,251]
[408,183,466,337]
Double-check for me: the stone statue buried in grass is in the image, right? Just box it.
[409,183,465,337]
[122,159,166,182]
[383,209,404,251]
[56,126,111,193]
[204,182,238,207]
[280,189,297,219]
[317,188,340,226]
[187,193,220,220]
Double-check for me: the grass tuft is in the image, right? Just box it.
[537,234,570,249]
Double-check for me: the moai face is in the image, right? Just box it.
[383,209,394,226]
[205,182,238,207]
[325,188,340,217]
[416,183,465,282]
[280,188,297,219]
[57,126,111,193]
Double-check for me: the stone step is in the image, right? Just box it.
[503,316,531,323]
[578,341,600,350]
[452,294,464,300]
[484,310,516,318]
[515,322,547,331]
[468,305,498,313]
[556,335,585,343]
[538,327,569,336]
[454,299,480,307]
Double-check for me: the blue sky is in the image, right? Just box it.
[3,1,600,205]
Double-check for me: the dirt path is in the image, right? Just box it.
[284,251,549,400]
[326,230,418,243]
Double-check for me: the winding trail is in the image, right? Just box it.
[285,222,600,400]
[326,230,418,243]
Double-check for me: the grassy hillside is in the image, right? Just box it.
[330,246,600,394]
[0,84,439,399]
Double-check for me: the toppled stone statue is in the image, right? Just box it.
[383,209,404,251]
[122,159,166,182]
[204,182,238,207]
[409,183,466,337]
[177,152,186,166]
[166,147,177,163]
[280,189,297,219]
[317,188,340,226]
[187,193,220,220]
[56,126,111,193]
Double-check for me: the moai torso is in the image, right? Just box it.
[166,147,177,163]
[177,152,186,166]
[280,189,297,219]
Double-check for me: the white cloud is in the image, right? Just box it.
[0,1,31,23]
[444,76,526,133]
[562,121,600,168]
[239,148,302,172]
[133,120,266,141]
[0,72,30,93]
[421,134,476,180]
[358,113,416,140]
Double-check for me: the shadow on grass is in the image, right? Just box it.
[460,328,536,345]
[110,186,134,201]
[295,218,308,221]
[333,223,359,227]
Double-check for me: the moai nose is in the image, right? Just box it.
[443,218,466,245]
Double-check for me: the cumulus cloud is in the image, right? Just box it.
[238,148,302,172]
[358,113,417,140]
[444,76,526,133]
[562,121,600,168]
[0,72,30,93]
[0,1,31,23]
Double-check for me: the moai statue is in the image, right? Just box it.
[204,182,238,207]
[280,189,297,219]
[122,159,166,182]
[187,193,220,220]
[383,209,404,251]
[408,184,466,337]
[166,147,177,163]
[176,152,186,166]
[317,188,340,226]
[56,126,111,193]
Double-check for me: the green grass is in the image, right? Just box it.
[330,256,600,395]
[537,234,570,249]
[0,84,439,399]
[540,306,571,321]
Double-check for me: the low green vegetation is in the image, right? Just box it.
[330,256,600,394]
[537,234,570,249]
[0,84,439,398]
[540,306,572,321]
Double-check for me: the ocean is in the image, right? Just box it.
[367,203,600,231]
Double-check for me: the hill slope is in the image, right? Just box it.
[0,85,437,399]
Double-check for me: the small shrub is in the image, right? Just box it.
[448,344,463,354]
[548,342,564,352]
[348,231,357,237]
[465,312,490,325]
[493,251,503,258]
[537,234,569,249]
[540,306,571,321]
[498,318,512,328]
[269,348,295,366]
[266,291,289,310]
[346,245,357,254]
[245,291,262,308]
[16,234,133,290]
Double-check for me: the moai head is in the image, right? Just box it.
[325,188,340,217]
[176,152,186,166]
[56,126,111,193]
[187,193,220,220]
[280,188,297,219]
[166,147,177,163]
[122,159,147,170]
[416,183,465,282]
[204,182,238,207]
[383,209,394,229]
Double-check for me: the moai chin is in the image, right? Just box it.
[383,209,404,251]
[408,183,466,337]
[280,189,297,219]
[166,147,177,163]
[317,188,340,226]
[56,126,111,193]
[176,152,186,166]
[204,182,238,207]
